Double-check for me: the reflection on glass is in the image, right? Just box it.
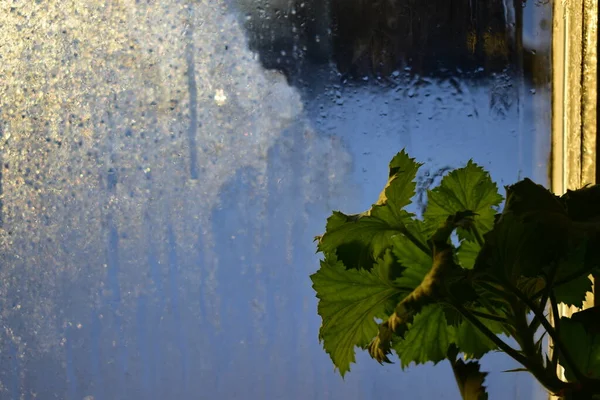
[0,0,550,399]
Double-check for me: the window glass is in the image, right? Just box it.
[0,1,551,399]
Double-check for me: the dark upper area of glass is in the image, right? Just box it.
[235,0,545,85]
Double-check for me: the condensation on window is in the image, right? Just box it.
[0,1,551,399]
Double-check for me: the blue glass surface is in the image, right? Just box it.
[0,1,552,399]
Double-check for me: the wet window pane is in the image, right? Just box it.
[0,1,551,399]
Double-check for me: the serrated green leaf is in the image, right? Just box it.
[503,180,600,265]
[554,275,593,308]
[457,239,481,270]
[389,213,473,329]
[454,311,505,359]
[424,160,502,240]
[369,213,473,365]
[317,212,410,270]
[516,276,545,299]
[376,149,424,209]
[475,213,551,281]
[316,150,422,270]
[310,252,402,376]
[391,220,432,290]
[552,244,595,308]
[451,359,489,400]
[443,304,463,326]
[557,316,600,381]
[393,304,455,367]
[570,307,600,335]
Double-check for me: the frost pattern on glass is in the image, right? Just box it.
[0,2,355,398]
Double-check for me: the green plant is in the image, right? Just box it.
[311,150,600,399]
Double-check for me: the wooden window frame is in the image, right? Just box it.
[549,0,597,396]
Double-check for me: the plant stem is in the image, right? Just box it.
[446,345,467,400]
[475,280,511,302]
[475,294,517,336]
[507,284,588,384]
[529,261,558,333]
[530,265,592,302]
[451,300,565,393]
[550,292,561,367]
[452,301,527,365]
[471,225,485,248]
[402,227,431,256]
[540,262,558,314]
[513,301,545,372]
[470,309,509,324]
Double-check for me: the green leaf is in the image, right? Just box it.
[442,304,463,326]
[377,149,424,210]
[370,214,474,363]
[474,213,551,281]
[557,316,600,381]
[424,160,502,240]
[554,275,593,308]
[503,180,600,268]
[316,150,422,270]
[393,304,456,367]
[516,276,545,299]
[389,212,474,329]
[310,252,402,376]
[457,239,481,270]
[503,178,566,218]
[562,184,600,222]
[391,220,432,290]
[454,310,505,359]
[570,307,600,335]
[450,358,489,400]
[317,212,409,270]
[552,244,594,308]
[312,151,600,381]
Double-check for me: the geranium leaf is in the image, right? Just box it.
[451,358,489,400]
[393,304,456,367]
[454,310,505,359]
[457,239,481,270]
[424,160,502,240]
[316,150,422,270]
[557,316,600,381]
[310,252,402,376]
